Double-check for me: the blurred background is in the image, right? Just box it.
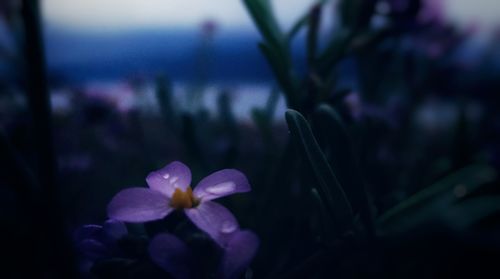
[1,0,500,278]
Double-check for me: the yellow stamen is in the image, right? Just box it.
[170,187,198,209]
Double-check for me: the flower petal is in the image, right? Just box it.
[148,233,193,279]
[74,224,102,242]
[107,188,172,222]
[102,219,127,240]
[185,201,239,246]
[193,169,250,201]
[219,230,259,279]
[78,239,111,261]
[146,161,192,197]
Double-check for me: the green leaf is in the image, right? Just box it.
[259,43,299,109]
[286,10,309,44]
[378,165,497,231]
[312,105,358,191]
[311,187,335,243]
[337,0,376,31]
[443,196,500,230]
[307,4,321,66]
[313,104,374,233]
[286,0,329,44]
[349,28,389,54]
[252,89,280,146]
[155,75,176,129]
[217,91,239,166]
[243,0,303,109]
[265,88,280,118]
[242,0,285,51]
[317,29,352,76]
[217,91,237,130]
[286,109,354,232]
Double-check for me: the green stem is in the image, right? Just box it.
[22,0,76,277]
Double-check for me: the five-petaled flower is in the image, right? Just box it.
[107,161,250,246]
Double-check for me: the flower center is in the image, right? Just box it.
[170,187,199,209]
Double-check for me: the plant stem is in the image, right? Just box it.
[22,0,76,277]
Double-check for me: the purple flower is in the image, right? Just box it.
[107,161,250,246]
[219,230,260,279]
[74,219,128,272]
[417,0,445,25]
[148,234,194,279]
[148,230,259,279]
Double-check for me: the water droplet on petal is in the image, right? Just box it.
[162,173,170,179]
[170,176,179,184]
[205,182,236,195]
[221,221,237,234]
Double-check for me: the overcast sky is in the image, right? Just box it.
[42,0,500,31]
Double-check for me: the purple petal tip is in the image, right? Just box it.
[220,230,259,279]
[107,187,172,223]
[194,169,251,201]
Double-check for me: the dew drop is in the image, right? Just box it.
[221,221,237,234]
[205,182,236,195]
[170,176,179,184]
[162,173,170,179]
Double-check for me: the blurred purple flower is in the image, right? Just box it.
[418,0,445,25]
[344,91,363,120]
[107,161,251,246]
[201,19,218,38]
[343,92,406,128]
[74,219,128,271]
[149,230,259,279]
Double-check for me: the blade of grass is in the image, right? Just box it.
[443,196,500,230]
[314,104,374,235]
[311,188,335,243]
[307,4,321,66]
[286,0,329,44]
[155,75,177,131]
[259,43,300,109]
[242,0,285,51]
[378,165,497,227]
[317,29,353,76]
[22,0,77,277]
[286,109,354,232]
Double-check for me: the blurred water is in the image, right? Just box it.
[44,26,274,84]
[51,81,287,121]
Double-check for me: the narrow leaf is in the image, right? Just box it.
[259,43,299,109]
[287,0,329,44]
[286,109,354,231]
[443,196,500,230]
[242,0,285,51]
[307,4,321,66]
[378,165,497,229]
[313,104,374,234]
[311,188,335,243]
[317,29,352,76]
[155,75,176,130]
